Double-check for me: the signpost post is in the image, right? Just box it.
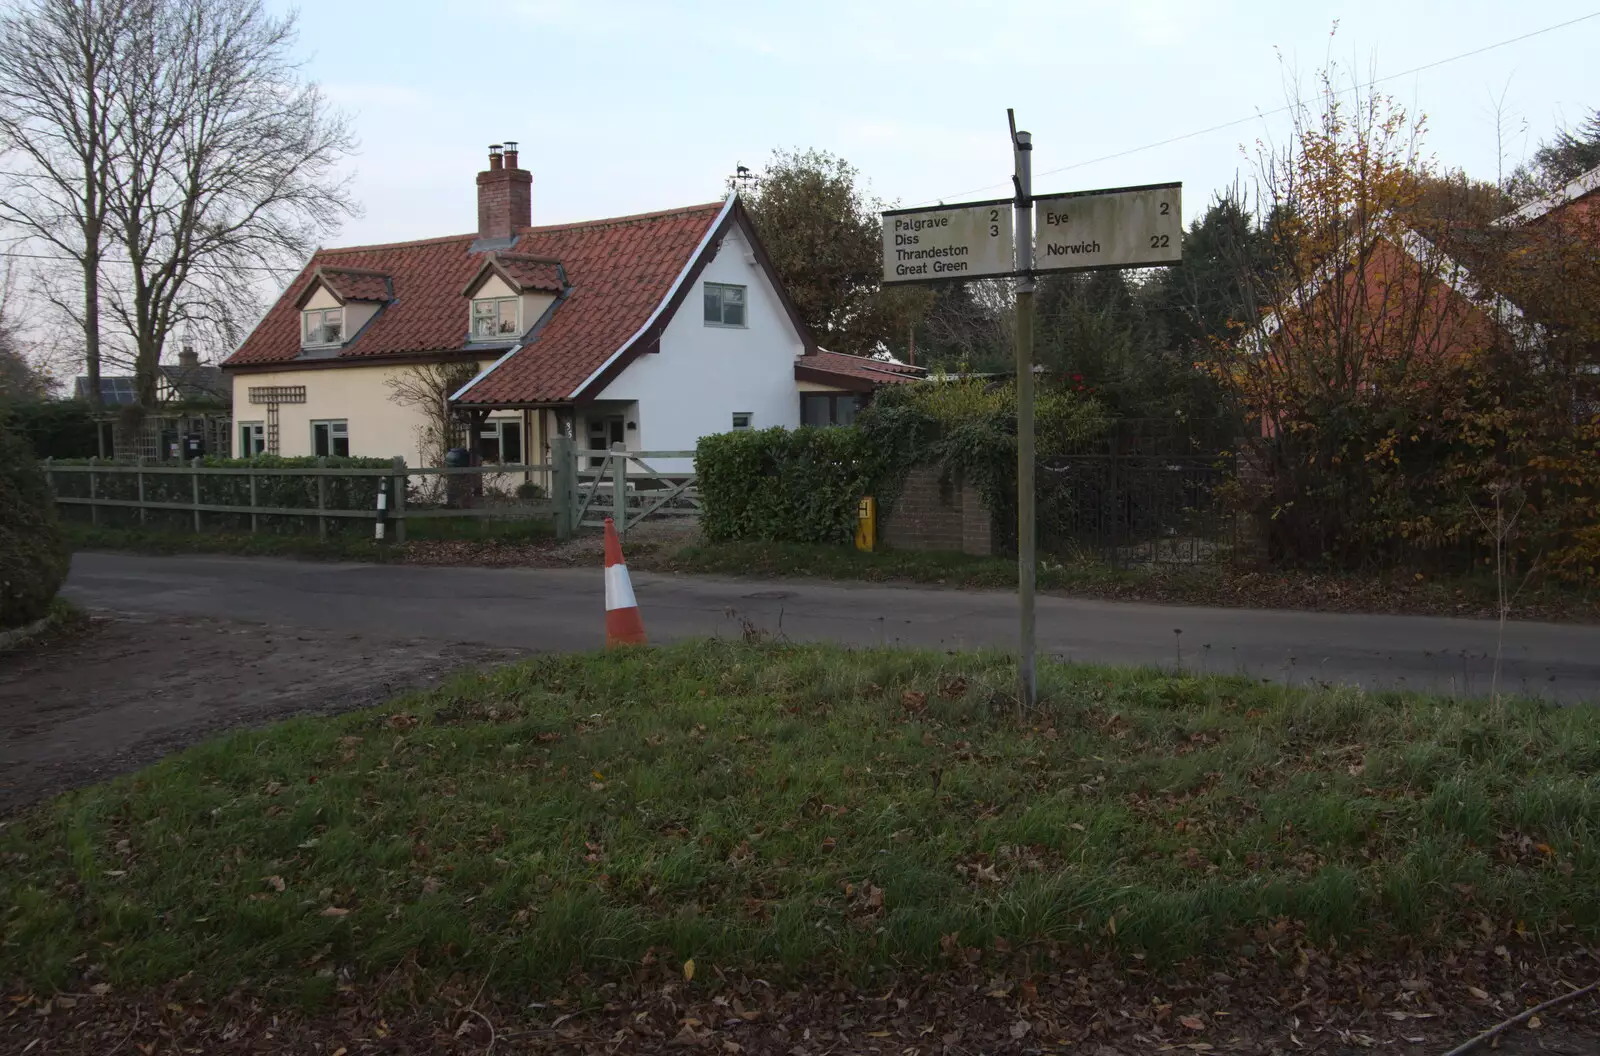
[880,112,1182,715]
[1010,113,1037,712]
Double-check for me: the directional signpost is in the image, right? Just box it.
[881,199,1015,283]
[882,113,1182,712]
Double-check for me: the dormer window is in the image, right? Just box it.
[472,296,520,340]
[302,308,342,347]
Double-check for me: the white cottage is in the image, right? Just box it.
[223,143,916,471]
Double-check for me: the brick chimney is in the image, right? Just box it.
[477,140,531,240]
[178,343,199,368]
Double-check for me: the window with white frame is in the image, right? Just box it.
[731,412,753,431]
[703,282,746,327]
[238,421,265,456]
[301,308,343,346]
[472,297,520,340]
[479,419,523,463]
[311,419,349,457]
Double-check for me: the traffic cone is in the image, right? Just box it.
[603,517,647,647]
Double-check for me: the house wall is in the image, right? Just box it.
[228,360,495,466]
[304,287,340,310]
[595,225,804,471]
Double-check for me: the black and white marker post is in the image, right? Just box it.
[375,477,389,542]
[1009,110,1037,714]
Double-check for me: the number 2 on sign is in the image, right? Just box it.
[1149,234,1170,249]
[988,208,1000,237]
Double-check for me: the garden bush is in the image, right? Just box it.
[697,426,872,545]
[696,379,1107,550]
[1,400,97,459]
[0,424,70,629]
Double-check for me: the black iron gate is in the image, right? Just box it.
[1039,418,1237,567]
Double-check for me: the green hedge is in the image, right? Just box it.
[1,425,70,629]
[697,427,877,545]
[2,401,97,459]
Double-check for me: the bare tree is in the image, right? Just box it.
[0,265,52,402]
[0,0,137,410]
[387,361,479,469]
[103,0,356,411]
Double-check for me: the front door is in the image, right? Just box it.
[587,414,625,468]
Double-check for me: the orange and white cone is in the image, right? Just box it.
[603,517,647,647]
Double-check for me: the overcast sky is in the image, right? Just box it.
[284,0,1599,250]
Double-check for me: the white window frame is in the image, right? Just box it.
[704,282,747,328]
[472,296,520,341]
[479,417,524,464]
[731,412,753,431]
[301,308,343,347]
[238,421,265,456]
[310,419,350,458]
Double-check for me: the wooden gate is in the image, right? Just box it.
[561,439,700,538]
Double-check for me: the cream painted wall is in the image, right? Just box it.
[303,286,340,310]
[476,274,515,299]
[344,301,381,338]
[229,360,494,466]
[595,225,805,472]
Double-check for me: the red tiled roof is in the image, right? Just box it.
[493,254,564,293]
[799,350,925,387]
[225,203,729,403]
[317,267,392,303]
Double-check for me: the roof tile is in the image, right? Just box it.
[225,203,726,404]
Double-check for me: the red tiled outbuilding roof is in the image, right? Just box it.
[796,350,925,391]
[226,199,816,406]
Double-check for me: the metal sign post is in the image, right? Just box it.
[878,110,1181,718]
[1010,111,1037,713]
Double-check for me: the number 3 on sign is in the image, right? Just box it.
[988,208,1001,237]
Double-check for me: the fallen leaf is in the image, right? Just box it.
[1180,1015,1206,1030]
[867,1030,890,1038]
[1010,1020,1031,1039]
[264,875,285,893]
[1529,1016,1542,1029]
[682,958,695,982]
[1468,986,1489,1001]
[319,906,350,918]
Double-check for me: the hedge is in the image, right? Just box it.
[0,425,70,629]
[696,427,877,545]
[1,400,97,459]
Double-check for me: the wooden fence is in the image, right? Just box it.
[42,437,700,543]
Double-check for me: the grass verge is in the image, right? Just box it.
[63,516,554,563]
[650,540,1600,623]
[3,641,1597,1008]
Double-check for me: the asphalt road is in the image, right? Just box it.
[64,551,1600,702]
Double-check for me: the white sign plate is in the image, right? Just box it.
[881,199,1014,284]
[1033,182,1181,272]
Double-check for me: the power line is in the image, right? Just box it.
[909,10,1600,207]
[0,248,296,274]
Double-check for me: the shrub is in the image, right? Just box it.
[1,400,97,459]
[697,427,872,544]
[0,425,70,629]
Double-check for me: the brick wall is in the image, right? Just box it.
[881,465,992,556]
[477,170,533,240]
